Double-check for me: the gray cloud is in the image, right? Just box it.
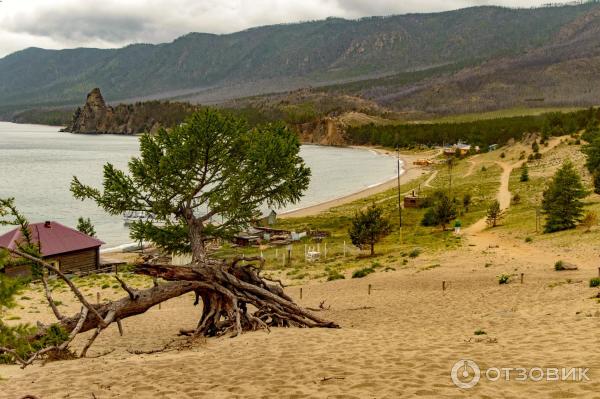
[0,0,557,57]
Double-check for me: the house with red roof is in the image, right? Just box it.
[0,221,104,277]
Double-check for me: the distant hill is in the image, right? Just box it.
[1,3,599,118]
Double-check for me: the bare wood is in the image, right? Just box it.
[6,248,107,327]
[41,272,64,321]
[117,319,124,336]
[115,273,140,300]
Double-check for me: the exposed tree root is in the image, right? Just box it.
[1,253,338,368]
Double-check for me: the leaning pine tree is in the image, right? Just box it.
[71,109,338,338]
[541,160,588,233]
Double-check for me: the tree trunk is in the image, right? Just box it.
[34,258,338,345]
[370,242,375,256]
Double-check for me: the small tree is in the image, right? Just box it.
[520,163,529,182]
[583,137,600,194]
[349,204,391,256]
[580,211,598,232]
[542,160,588,233]
[462,193,472,212]
[486,200,505,227]
[432,194,457,231]
[76,217,96,237]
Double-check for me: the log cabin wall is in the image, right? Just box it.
[48,248,99,274]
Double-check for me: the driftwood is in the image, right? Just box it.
[1,250,338,368]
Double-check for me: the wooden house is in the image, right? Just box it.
[0,221,104,277]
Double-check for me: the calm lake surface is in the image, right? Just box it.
[0,122,400,247]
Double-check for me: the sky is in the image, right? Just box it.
[0,0,556,57]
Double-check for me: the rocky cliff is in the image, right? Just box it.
[62,88,200,135]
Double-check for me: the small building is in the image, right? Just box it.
[0,221,105,277]
[255,210,277,227]
[403,191,427,208]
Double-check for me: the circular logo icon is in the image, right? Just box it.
[451,359,481,389]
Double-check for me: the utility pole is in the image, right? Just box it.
[397,146,403,244]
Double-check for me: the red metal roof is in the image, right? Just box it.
[0,221,104,257]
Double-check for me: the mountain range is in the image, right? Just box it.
[1,2,600,119]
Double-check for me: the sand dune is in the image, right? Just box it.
[1,238,599,398]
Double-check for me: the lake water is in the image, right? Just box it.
[0,122,400,247]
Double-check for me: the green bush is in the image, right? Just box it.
[554,261,565,271]
[408,248,422,258]
[474,329,487,336]
[498,274,510,285]
[327,270,345,281]
[590,278,600,288]
[352,267,375,279]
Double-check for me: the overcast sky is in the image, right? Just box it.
[0,0,555,57]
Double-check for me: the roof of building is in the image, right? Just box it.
[0,221,104,257]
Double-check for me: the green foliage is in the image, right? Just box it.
[327,270,345,281]
[520,163,529,182]
[583,137,600,194]
[462,193,472,212]
[486,200,505,228]
[498,274,511,285]
[525,236,533,243]
[352,267,375,279]
[474,329,487,336]
[542,161,588,233]
[0,198,42,277]
[590,278,600,288]
[348,107,600,149]
[71,109,310,256]
[408,248,422,258]
[348,204,391,256]
[76,217,96,237]
[423,193,457,230]
[0,322,69,364]
[554,261,565,271]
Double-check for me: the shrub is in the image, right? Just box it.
[486,200,505,228]
[554,261,565,271]
[500,152,506,158]
[525,236,533,243]
[101,283,110,289]
[512,193,521,205]
[408,248,422,258]
[580,211,598,232]
[520,164,529,182]
[325,271,342,284]
[590,278,600,288]
[352,267,375,279]
[498,274,510,285]
[474,329,487,336]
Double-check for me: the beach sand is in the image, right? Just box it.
[281,149,434,218]
[1,232,598,398]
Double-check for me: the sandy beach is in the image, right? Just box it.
[281,148,434,218]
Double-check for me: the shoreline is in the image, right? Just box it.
[280,148,434,218]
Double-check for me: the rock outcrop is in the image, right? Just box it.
[62,88,200,135]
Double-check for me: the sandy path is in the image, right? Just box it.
[464,154,481,177]
[465,138,562,236]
